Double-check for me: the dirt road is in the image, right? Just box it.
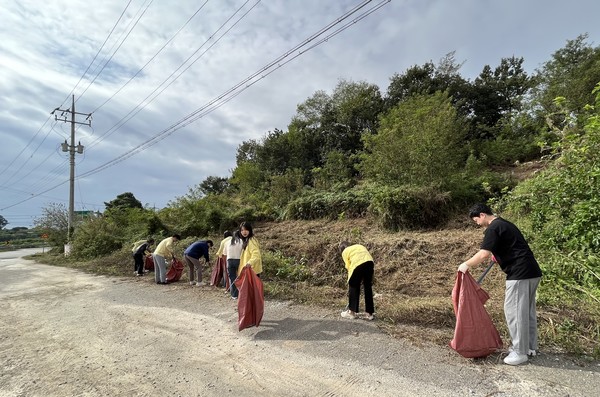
[1,249,598,397]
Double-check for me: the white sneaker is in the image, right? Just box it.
[196,281,206,287]
[503,351,528,365]
[189,281,196,286]
[509,346,537,357]
[340,310,356,319]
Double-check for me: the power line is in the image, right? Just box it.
[87,0,257,150]
[76,0,154,102]
[69,0,134,105]
[89,0,211,115]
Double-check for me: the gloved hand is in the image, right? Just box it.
[458,262,470,273]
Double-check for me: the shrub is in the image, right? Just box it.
[476,136,540,166]
[284,189,371,220]
[71,217,123,259]
[368,185,452,230]
[262,250,312,282]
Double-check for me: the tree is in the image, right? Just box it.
[385,52,469,112]
[533,34,600,125]
[468,56,533,138]
[33,202,69,247]
[0,215,7,230]
[331,79,383,136]
[236,139,260,164]
[199,176,230,196]
[361,92,467,186]
[104,192,143,212]
[230,161,267,198]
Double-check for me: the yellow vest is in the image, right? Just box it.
[238,237,262,275]
[132,240,146,253]
[216,236,232,257]
[341,244,374,281]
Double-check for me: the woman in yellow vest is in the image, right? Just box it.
[238,221,262,277]
[339,241,375,320]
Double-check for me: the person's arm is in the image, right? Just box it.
[458,249,492,273]
[204,244,210,263]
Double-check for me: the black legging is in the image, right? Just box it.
[348,261,374,315]
[133,254,144,275]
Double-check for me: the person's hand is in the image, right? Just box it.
[245,263,251,268]
[458,262,469,273]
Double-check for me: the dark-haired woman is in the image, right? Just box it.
[237,222,262,277]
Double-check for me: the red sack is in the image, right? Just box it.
[449,271,503,358]
[210,257,223,286]
[222,257,230,290]
[144,255,154,271]
[166,258,184,283]
[210,257,229,288]
[234,267,264,331]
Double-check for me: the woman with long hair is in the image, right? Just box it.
[238,221,262,277]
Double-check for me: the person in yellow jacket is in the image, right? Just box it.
[153,234,181,284]
[339,241,375,320]
[132,237,154,276]
[237,222,262,279]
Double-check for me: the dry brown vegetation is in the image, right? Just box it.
[255,217,510,346]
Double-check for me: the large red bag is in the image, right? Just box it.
[210,257,229,288]
[449,271,503,358]
[222,257,230,290]
[166,258,184,283]
[144,255,154,271]
[234,267,264,331]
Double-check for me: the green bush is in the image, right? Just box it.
[262,250,312,282]
[368,185,451,230]
[476,135,540,166]
[71,217,123,259]
[284,189,371,220]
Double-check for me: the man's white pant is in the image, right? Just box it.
[504,277,541,354]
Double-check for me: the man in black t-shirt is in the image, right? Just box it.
[458,203,542,366]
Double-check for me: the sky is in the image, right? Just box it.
[1,0,599,229]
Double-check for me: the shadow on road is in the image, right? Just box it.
[253,317,379,341]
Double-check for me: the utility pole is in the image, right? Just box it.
[51,95,92,251]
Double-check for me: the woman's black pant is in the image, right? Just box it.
[348,261,374,314]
